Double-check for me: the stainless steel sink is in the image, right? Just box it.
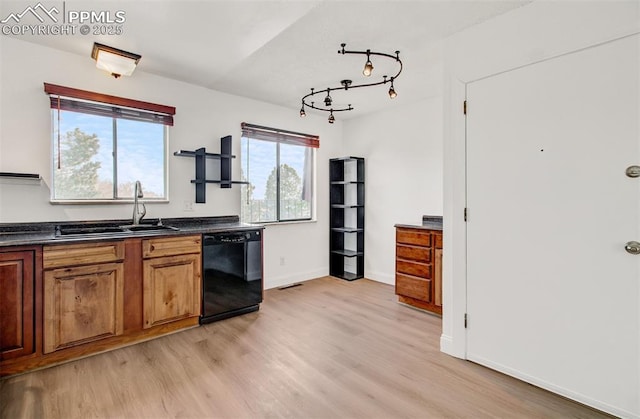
[120,224,179,232]
[55,222,178,237]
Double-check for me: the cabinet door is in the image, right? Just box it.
[44,263,124,354]
[0,251,35,361]
[434,248,443,308]
[142,254,201,329]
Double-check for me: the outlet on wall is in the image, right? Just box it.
[280,257,285,266]
[183,201,194,212]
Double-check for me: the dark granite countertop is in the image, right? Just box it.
[0,216,262,247]
[394,215,443,231]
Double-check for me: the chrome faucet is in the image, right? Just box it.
[132,180,146,225]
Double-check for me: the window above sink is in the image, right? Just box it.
[44,83,175,204]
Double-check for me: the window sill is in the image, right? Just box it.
[250,219,317,227]
[50,199,170,205]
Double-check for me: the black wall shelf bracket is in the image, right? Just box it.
[0,172,41,180]
[173,135,248,203]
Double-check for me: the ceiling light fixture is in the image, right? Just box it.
[299,43,402,123]
[91,42,141,78]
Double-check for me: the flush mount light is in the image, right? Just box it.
[91,42,141,78]
[299,43,402,123]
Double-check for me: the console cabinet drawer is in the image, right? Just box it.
[396,245,431,263]
[396,230,431,247]
[397,260,431,279]
[396,274,431,303]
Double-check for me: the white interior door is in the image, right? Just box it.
[466,35,639,417]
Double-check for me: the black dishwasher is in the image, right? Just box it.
[201,230,263,324]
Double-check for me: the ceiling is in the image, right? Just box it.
[1,0,530,120]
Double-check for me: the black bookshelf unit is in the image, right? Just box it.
[329,157,364,281]
[174,135,248,203]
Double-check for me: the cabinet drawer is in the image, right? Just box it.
[397,260,431,278]
[396,274,431,302]
[44,241,124,269]
[143,235,201,258]
[434,233,443,249]
[396,245,431,263]
[396,229,431,247]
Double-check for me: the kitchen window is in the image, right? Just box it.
[44,83,175,202]
[240,123,318,223]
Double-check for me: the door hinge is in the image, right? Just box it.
[464,313,468,328]
[464,207,468,222]
[463,100,467,115]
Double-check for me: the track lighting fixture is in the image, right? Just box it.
[299,43,402,123]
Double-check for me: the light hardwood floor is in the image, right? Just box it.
[1,277,610,418]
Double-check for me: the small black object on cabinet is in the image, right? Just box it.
[174,135,248,203]
[329,157,364,281]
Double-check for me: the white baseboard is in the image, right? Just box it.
[365,270,394,285]
[440,334,455,356]
[468,354,639,419]
[264,269,327,290]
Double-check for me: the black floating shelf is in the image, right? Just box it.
[190,180,249,185]
[331,204,364,208]
[174,135,245,203]
[331,249,363,257]
[340,272,363,281]
[331,227,363,233]
[174,150,236,159]
[0,172,41,180]
[330,181,364,185]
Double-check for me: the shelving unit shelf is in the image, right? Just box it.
[329,156,365,281]
[174,135,248,203]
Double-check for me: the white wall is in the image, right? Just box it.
[342,96,443,284]
[0,36,343,289]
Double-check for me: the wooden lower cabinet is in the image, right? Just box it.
[395,226,442,315]
[0,248,40,361]
[2,236,203,377]
[43,262,124,354]
[142,253,201,328]
[142,235,201,329]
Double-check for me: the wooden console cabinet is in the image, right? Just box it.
[395,226,442,315]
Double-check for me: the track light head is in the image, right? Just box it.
[324,88,332,107]
[388,77,397,99]
[328,111,335,124]
[300,106,306,117]
[363,50,373,77]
